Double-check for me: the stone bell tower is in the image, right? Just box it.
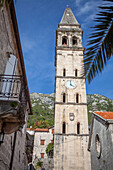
[54,6,91,170]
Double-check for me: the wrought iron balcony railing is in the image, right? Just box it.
[0,75,27,104]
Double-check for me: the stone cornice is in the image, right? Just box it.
[55,76,85,79]
[55,102,87,105]
[55,46,85,51]
[54,133,89,136]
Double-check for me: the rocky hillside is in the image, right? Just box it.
[27,93,113,128]
[27,93,55,128]
[87,94,113,122]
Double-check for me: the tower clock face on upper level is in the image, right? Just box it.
[66,80,77,89]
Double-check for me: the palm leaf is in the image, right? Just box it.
[83,0,113,83]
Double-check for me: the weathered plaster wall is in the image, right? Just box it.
[91,118,113,170]
[0,5,21,75]
[33,129,54,169]
[0,4,29,170]
[0,129,27,170]
[33,130,53,160]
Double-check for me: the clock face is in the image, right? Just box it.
[66,80,76,89]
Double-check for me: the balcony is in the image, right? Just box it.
[0,75,27,134]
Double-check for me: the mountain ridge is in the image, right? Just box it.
[27,93,113,128]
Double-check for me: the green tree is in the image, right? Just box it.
[46,143,54,158]
[84,0,113,83]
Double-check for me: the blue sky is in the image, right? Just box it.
[15,0,113,99]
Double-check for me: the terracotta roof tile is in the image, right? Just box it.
[35,128,49,132]
[94,111,113,120]
[26,128,31,130]
[26,128,34,131]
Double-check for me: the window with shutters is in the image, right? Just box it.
[41,153,44,158]
[40,140,45,145]
[52,129,54,134]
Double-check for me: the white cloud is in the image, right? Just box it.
[75,0,84,7]
[21,34,36,52]
[77,1,99,16]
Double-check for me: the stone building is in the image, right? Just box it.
[32,126,54,169]
[26,128,35,164]
[88,111,113,170]
[0,0,32,169]
[54,6,91,170]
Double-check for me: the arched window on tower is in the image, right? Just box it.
[77,122,80,134]
[62,36,67,45]
[62,122,66,134]
[63,68,66,77]
[75,69,78,77]
[63,93,66,103]
[72,36,77,45]
[76,93,79,103]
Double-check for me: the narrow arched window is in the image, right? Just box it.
[76,93,79,103]
[63,68,66,77]
[62,36,67,45]
[72,37,77,45]
[63,122,66,134]
[63,93,66,103]
[77,122,80,134]
[75,69,77,77]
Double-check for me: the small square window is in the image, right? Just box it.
[41,153,44,158]
[51,140,54,143]
[52,129,54,134]
[40,140,45,145]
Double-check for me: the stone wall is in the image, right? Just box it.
[0,2,30,170]
[54,7,91,170]
[0,129,28,170]
[0,4,22,76]
[54,135,90,170]
[91,117,113,170]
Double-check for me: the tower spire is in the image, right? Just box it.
[59,6,79,25]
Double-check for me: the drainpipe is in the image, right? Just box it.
[9,131,17,170]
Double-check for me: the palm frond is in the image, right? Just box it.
[84,0,113,83]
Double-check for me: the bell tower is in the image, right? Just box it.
[54,6,91,170]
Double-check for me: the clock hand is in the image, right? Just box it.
[70,81,74,87]
[70,81,73,86]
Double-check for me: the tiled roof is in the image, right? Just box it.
[26,128,31,130]
[26,128,34,131]
[94,111,113,120]
[35,128,49,132]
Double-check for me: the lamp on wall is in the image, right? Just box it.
[0,131,4,145]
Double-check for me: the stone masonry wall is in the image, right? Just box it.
[0,4,28,170]
[0,129,27,170]
[0,6,15,74]
[91,118,113,170]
